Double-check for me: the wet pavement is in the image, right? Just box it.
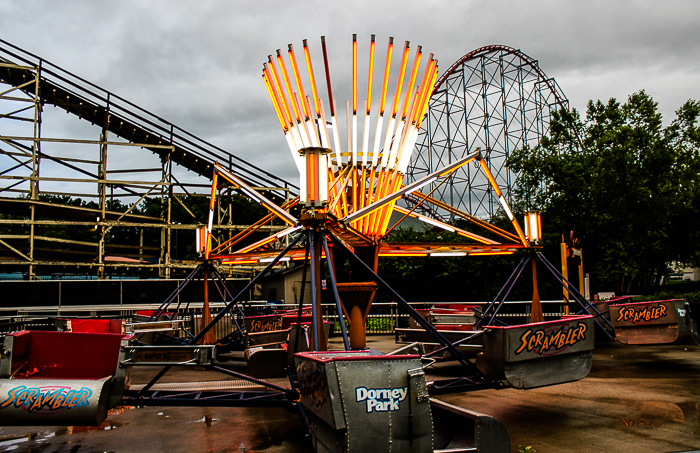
[1,337,699,453]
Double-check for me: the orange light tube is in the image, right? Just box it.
[456,230,496,245]
[320,36,335,116]
[511,218,529,247]
[276,50,303,124]
[266,60,294,128]
[411,57,435,125]
[303,39,321,118]
[209,173,218,211]
[470,251,515,256]
[378,253,428,257]
[236,235,277,254]
[221,259,258,265]
[352,34,357,114]
[215,172,238,189]
[438,155,476,177]
[366,34,375,115]
[416,65,439,129]
[390,42,410,118]
[379,37,393,115]
[307,152,317,203]
[478,158,502,198]
[262,72,287,130]
[399,46,422,121]
[288,44,310,120]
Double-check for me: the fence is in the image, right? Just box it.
[0,299,573,336]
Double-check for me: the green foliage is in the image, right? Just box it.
[519,446,536,453]
[508,91,700,294]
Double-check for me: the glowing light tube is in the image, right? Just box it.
[277,225,303,238]
[303,39,321,118]
[362,101,370,166]
[498,195,514,221]
[479,158,502,198]
[260,256,291,263]
[419,216,455,232]
[404,176,436,194]
[288,44,310,120]
[430,251,466,257]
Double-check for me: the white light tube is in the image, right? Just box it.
[430,251,466,257]
[260,257,291,263]
[277,225,303,238]
[498,195,514,220]
[420,216,455,232]
[405,176,437,195]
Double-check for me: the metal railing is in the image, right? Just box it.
[0,300,572,336]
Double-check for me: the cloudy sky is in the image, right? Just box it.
[1,0,699,187]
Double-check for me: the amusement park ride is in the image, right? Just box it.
[1,35,698,453]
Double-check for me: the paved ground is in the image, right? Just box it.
[1,336,699,453]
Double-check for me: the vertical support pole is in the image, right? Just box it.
[198,266,215,345]
[98,101,109,279]
[28,62,43,280]
[308,228,327,351]
[139,229,144,263]
[165,145,173,279]
[561,234,569,314]
[578,251,585,300]
[530,253,544,323]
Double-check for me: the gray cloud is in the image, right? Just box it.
[2,0,699,190]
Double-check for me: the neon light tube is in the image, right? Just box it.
[318,101,331,150]
[399,46,422,122]
[362,101,370,167]
[288,44,310,120]
[277,225,303,238]
[378,253,428,257]
[236,235,277,254]
[420,216,455,232]
[352,34,357,115]
[321,36,335,116]
[332,100,342,164]
[371,115,383,168]
[262,72,288,131]
[430,251,466,257]
[512,218,528,247]
[456,231,496,245]
[379,37,393,116]
[498,195,514,220]
[381,111,396,169]
[479,158,502,197]
[390,42,410,118]
[470,251,515,256]
[302,39,321,118]
[277,51,303,124]
[405,176,437,194]
[266,59,294,128]
[260,257,291,263]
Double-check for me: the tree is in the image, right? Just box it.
[508,91,700,294]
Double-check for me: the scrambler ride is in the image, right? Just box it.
[0,35,613,453]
